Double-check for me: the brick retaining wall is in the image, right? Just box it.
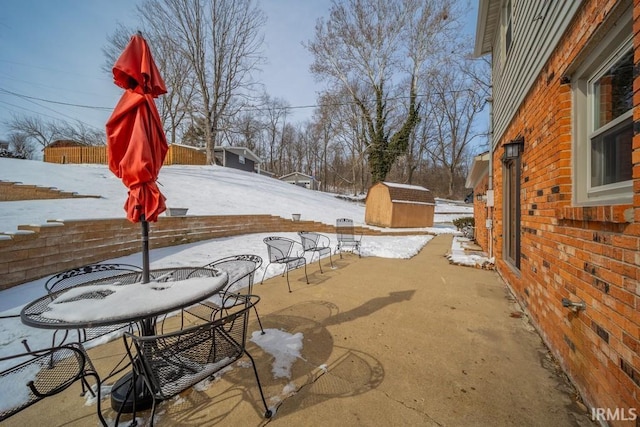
[0,215,408,290]
[0,180,100,201]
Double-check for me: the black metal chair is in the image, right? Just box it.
[298,231,334,273]
[261,236,309,292]
[44,263,143,347]
[0,342,107,426]
[184,254,265,333]
[119,294,272,426]
[335,218,362,258]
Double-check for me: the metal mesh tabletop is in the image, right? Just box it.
[21,267,228,330]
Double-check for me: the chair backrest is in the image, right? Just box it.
[205,255,262,293]
[125,294,259,399]
[263,237,296,263]
[336,218,357,242]
[298,231,320,251]
[0,343,101,423]
[45,263,143,294]
[151,266,220,282]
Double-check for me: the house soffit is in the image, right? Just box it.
[465,153,490,189]
[475,0,501,57]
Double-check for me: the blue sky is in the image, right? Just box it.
[0,1,478,141]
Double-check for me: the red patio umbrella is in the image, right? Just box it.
[106,32,168,283]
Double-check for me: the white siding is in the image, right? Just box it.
[491,0,582,147]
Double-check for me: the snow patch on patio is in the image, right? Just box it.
[251,329,304,379]
[447,236,494,269]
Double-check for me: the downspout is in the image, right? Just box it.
[487,91,494,260]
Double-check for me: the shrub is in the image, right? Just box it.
[452,216,474,231]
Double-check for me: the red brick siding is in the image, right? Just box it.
[491,0,640,421]
[473,175,490,252]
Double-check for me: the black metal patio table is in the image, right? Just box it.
[20,266,228,415]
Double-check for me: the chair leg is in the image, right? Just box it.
[303,262,309,284]
[253,306,265,334]
[84,371,107,427]
[326,249,334,269]
[315,252,323,273]
[260,264,271,285]
[284,269,292,293]
[243,349,273,418]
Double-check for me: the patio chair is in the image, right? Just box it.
[44,263,143,347]
[298,231,334,273]
[0,342,107,426]
[335,218,362,258]
[183,254,265,334]
[261,236,309,292]
[119,294,272,426]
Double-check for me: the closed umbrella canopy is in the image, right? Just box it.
[106,33,168,223]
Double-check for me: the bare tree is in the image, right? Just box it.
[7,132,35,159]
[135,0,266,164]
[423,54,488,197]
[306,0,458,184]
[260,93,289,173]
[4,115,106,148]
[64,121,106,146]
[4,116,63,148]
[231,112,263,152]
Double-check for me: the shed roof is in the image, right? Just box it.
[280,171,315,181]
[378,182,435,204]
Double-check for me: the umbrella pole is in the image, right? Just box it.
[141,215,150,284]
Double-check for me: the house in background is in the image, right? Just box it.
[213,146,262,173]
[465,151,490,251]
[474,0,639,420]
[279,172,319,190]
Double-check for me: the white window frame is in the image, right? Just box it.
[572,8,633,206]
[499,0,513,66]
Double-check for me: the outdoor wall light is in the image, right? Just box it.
[503,136,524,160]
[476,193,484,202]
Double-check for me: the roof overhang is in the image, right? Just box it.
[465,152,490,189]
[474,0,501,57]
[213,146,262,164]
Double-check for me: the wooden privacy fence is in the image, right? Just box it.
[43,145,207,166]
[44,146,108,164]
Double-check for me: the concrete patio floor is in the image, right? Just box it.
[4,234,595,426]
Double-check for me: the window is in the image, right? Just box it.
[572,7,633,205]
[590,50,633,187]
[239,155,245,165]
[499,0,513,65]
[503,140,521,270]
[504,0,512,54]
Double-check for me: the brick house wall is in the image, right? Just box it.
[479,0,639,421]
[472,174,490,252]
